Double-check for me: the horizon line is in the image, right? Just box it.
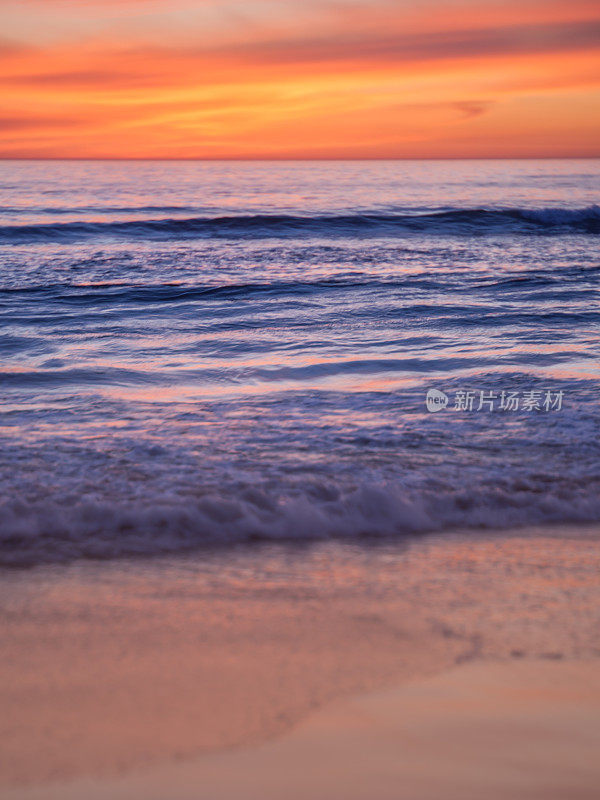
[1,155,599,162]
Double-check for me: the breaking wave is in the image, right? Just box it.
[3,476,600,567]
[1,206,599,243]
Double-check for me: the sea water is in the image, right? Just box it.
[0,159,598,565]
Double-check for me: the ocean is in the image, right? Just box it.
[0,159,598,566]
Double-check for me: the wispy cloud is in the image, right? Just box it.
[1,0,598,157]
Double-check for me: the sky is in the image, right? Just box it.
[0,0,599,158]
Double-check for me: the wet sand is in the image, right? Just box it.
[1,526,599,797]
[6,660,600,800]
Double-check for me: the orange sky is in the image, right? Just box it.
[0,0,599,158]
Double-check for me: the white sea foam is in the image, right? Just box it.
[2,472,600,566]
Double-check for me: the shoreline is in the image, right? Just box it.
[4,517,599,572]
[1,525,599,794]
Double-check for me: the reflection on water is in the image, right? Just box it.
[0,160,599,565]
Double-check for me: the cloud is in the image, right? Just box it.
[0,38,31,59]
[198,19,600,67]
[4,17,599,93]
[451,101,493,118]
[2,69,153,88]
[0,115,86,130]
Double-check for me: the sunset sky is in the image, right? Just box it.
[1,0,599,158]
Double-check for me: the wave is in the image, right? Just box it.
[1,206,598,243]
[0,276,441,304]
[2,271,597,315]
[0,204,201,215]
[2,478,600,567]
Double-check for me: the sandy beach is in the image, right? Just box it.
[1,525,599,798]
[6,660,599,800]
